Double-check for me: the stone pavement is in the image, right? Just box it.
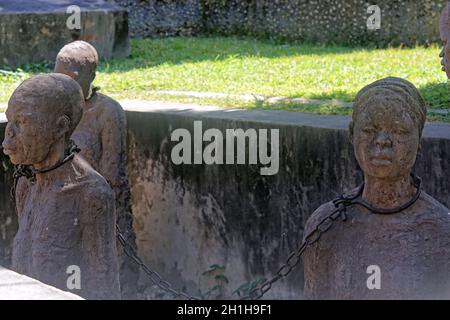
[0,266,83,300]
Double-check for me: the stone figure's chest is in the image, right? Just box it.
[17,191,81,249]
[314,211,448,298]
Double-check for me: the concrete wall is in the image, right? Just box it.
[0,105,449,299]
[0,0,129,67]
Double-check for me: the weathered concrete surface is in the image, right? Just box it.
[203,0,445,46]
[0,102,449,299]
[0,265,83,300]
[122,101,450,299]
[0,0,129,67]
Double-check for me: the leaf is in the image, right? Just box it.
[215,274,229,283]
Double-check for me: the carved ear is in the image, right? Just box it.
[55,115,71,139]
[348,121,354,145]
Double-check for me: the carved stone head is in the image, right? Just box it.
[2,74,84,165]
[440,3,450,78]
[54,40,99,99]
[349,77,427,180]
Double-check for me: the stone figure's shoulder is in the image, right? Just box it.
[59,156,115,205]
[304,201,337,238]
[84,169,114,199]
[303,187,360,238]
[411,191,450,248]
[95,93,125,122]
[75,173,114,222]
[418,191,450,223]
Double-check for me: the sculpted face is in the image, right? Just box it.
[3,101,59,165]
[352,100,419,180]
[440,4,450,78]
[54,59,95,99]
[439,35,450,78]
[2,74,83,166]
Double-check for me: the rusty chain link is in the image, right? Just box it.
[116,224,201,300]
[238,175,421,300]
[9,168,361,301]
[239,198,350,300]
[115,195,354,300]
[13,167,418,300]
[10,156,354,301]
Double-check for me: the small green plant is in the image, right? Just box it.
[199,264,270,299]
[200,264,229,299]
[233,277,267,298]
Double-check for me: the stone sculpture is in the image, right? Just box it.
[440,2,450,78]
[2,74,120,299]
[302,77,450,299]
[54,40,138,298]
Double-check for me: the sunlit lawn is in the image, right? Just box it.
[1,36,448,120]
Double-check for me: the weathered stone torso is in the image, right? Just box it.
[12,156,121,300]
[72,92,119,174]
[303,191,450,299]
[13,185,82,278]
[70,91,138,298]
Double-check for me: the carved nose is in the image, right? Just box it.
[440,48,445,58]
[374,132,392,148]
[2,138,12,152]
[2,124,16,149]
[5,123,15,139]
[6,129,13,139]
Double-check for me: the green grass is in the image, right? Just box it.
[1,36,449,120]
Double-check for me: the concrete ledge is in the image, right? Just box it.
[121,100,450,139]
[0,266,83,300]
[0,0,121,13]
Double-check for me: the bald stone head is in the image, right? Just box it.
[54,40,99,99]
[2,73,84,165]
[350,77,427,180]
[440,3,450,78]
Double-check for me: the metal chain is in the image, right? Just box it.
[8,152,355,300]
[239,200,349,300]
[238,174,422,300]
[116,198,350,301]
[11,167,421,301]
[116,224,201,300]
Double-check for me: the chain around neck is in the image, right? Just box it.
[336,174,422,215]
[13,140,81,182]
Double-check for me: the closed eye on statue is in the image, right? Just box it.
[391,125,410,135]
[16,113,35,124]
[362,127,376,134]
[393,128,410,135]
